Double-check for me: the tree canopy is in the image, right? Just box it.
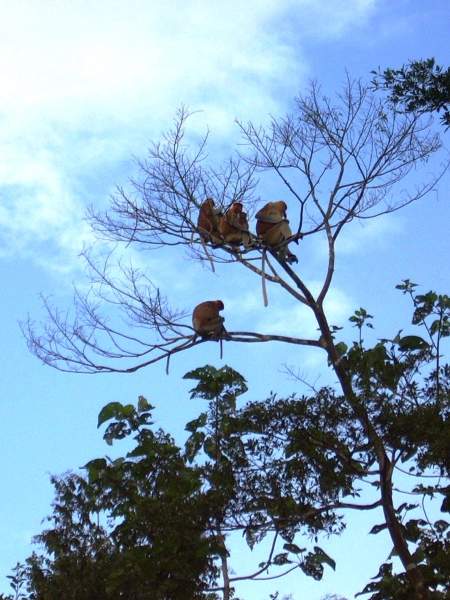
[371,58,450,128]
[15,77,450,599]
[5,285,450,600]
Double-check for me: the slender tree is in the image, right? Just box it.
[24,78,448,599]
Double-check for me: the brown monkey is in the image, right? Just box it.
[255,201,297,263]
[197,198,223,245]
[218,202,251,247]
[192,300,226,339]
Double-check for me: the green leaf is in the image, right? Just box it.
[97,402,125,428]
[283,543,305,554]
[400,447,417,463]
[137,395,152,413]
[273,552,291,566]
[335,342,348,357]
[395,502,418,515]
[185,413,208,433]
[121,404,135,417]
[203,436,217,460]
[355,582,379,597]
[396,280,418,293]
[369,523,388,535]
[397,335,429,351]
[245,528,257,550]
[374,562,393,579]
[434,519,449,533]
[83,458,107,481]
[300,553,324,580]
[404,518,426,542]
[313,546,336,571]
[185,431,205,462]
[411,547,426,564]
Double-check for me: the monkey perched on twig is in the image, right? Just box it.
[218,202,252,247]
[256,201,298,264]
[192,300,227,358]
[197,198,223,246]
[256,201,298,307]
[192,300,226,339]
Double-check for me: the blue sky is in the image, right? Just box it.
[0,1,449,598]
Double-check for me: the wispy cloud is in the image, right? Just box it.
[0,0,378,270]
[336,215,405,255]
[291,0,377,38]
[226,280,354,337]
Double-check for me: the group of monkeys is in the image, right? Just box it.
[196,197,297,263]
[192,198,298,340]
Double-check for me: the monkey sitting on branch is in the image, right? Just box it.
[218,202,252,247]
[196,198,223,246]
[192,300,227,358]
[192,300,226,339]
[255,201,298,264]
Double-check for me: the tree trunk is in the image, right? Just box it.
[220,546,231,600]
[314,306,429,600]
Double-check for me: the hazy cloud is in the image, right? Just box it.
[232,281,354,337]
[0,0,378,269]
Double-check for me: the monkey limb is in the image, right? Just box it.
[200,239,216,272]
[261,250,269,307]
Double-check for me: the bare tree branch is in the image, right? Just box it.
[26,80,445,391]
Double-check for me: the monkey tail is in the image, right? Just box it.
[201,240,216,272]
[219,337,223,360]
[261,250,269,307]
[165,353,171,375]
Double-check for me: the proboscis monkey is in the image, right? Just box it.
[255,201,297,264]
[218,202,251,247]
[197,198,223,245]
[192,300,226,339]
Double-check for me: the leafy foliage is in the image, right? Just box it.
[372,58,450,127]
[4,287,449,599]
[22,399,221,599]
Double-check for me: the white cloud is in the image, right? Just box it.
[0,120,93,267]
[231,280,353,338]
[292,0,377,38]
[337,214,405,255]
[0,0,378,271]
[0,0,309,124]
